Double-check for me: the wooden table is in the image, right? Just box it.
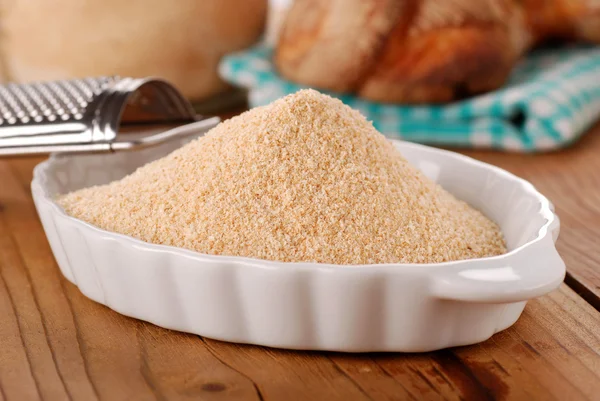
[1,118,600,401]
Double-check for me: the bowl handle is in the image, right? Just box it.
[430,215,564,304]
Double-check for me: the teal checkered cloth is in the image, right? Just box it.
[220,44,600,152]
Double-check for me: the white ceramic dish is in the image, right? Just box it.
[31,138,565,352]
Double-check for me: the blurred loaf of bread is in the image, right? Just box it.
[275,0,600,104]
[0,0,267,100]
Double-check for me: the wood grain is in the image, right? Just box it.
[0,122,600,400]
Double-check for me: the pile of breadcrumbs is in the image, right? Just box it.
[59,89,506,265]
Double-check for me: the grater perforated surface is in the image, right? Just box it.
[0,76,219,156]
[0,77,118,126]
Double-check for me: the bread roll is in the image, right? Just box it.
[275,0,402,93]
[358,0,531,103]
[276,0,599,104]
[0,0,267,100]
[521,0,600,43]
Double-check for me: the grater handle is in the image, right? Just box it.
[111,117,220,152]
[0,117,220,156]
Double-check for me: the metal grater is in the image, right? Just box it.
[0,77,220,156]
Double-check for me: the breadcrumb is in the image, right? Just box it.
[58,89,506,265]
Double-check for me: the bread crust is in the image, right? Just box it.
[275,0,402,92]
[276,0,598,104]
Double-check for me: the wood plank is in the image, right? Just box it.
[0,257,41,401]
[0,160,261,401]
[0,161,75,401]
[460,123,600,309]
[330,284,600,401]
[202,340,371,401]
[136,324,260,401]
[1,122,599,400]
[158,284,600,401]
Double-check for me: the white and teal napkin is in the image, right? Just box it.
[220,44,600,152]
